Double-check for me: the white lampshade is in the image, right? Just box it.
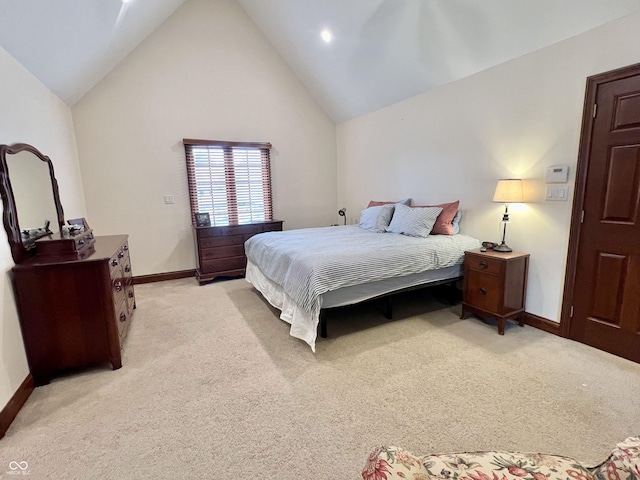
[493,179,524,203]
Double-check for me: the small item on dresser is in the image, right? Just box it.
[37,217,95,256]
[195,212,211,227]
[67,217,89,232]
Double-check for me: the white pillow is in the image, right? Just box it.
[359,204,395,233]
[386,204,443,238]
[452,210,462,234]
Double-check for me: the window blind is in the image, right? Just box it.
[183,139,273,227]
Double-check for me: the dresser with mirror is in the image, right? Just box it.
[0,143,135,386]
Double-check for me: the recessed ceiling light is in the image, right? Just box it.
[321,29,333,43]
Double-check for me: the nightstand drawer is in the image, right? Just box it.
[465,253,503,275]
[465,270,501,312]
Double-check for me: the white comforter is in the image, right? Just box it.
[244,225,480,350]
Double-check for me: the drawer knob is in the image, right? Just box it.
[479,261,488,269]
[478,287,487,295]
[125,265,131,273]
[114,281,123,292]
[111,259,118,267]
[123,245,128,251]
[118,251,125,259]
[128,291,134,298]
[119,313,126,323]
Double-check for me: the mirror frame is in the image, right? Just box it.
[0,143,65,264]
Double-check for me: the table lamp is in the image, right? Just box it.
[338,208,346,225]
[492,179,523,253]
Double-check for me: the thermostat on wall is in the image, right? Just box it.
[545,165,569,183]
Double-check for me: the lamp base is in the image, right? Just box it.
[492,243,512,253]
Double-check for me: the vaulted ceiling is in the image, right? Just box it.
[1,0,639,123]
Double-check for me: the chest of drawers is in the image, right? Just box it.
[11,235,135,386]
[461,249,529,335]
[193,220,283,284]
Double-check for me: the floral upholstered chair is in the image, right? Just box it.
[362,436,640,480]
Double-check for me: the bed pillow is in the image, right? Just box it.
[452,209,462,234]
[385,204,442,238]
[359,204,395,233]
[413,200,460,235]
[367,198,411,208]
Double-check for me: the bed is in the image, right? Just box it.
[244,204,481,351]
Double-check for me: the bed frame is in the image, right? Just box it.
[318,276,462,338]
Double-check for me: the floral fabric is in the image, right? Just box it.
[362,437,640,480]
[591,437,640,480]
[419,450,593,480]
[362,446,429,480]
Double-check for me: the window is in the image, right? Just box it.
[183,139,273,227]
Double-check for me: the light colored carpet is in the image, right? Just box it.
[2,278,639,480]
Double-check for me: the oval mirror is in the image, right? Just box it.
[0,143,65,263]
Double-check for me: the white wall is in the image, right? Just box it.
[0,47,86,411]
[72,0,337,277]
[337,11,640,322]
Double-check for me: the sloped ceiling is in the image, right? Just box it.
[1,0,639,123]
[239,0,640,122]
[0,0,188,105]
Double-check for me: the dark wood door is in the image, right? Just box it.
[563,63,640,363]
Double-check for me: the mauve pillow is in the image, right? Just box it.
[413,200,460,235]
[367,198,411,208]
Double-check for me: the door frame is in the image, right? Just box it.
[560,62,640,337]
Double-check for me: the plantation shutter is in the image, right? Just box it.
[184,139,273,227]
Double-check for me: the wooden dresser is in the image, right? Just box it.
[461,249,529,335]
[11,235,135,386]
[193,220,283,284]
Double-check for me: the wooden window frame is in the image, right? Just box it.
[183,138,273,227]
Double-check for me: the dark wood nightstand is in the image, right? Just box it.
[461,249,529,335]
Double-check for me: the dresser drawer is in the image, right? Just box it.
[122,254,133,278]
[201,256,246,274]
[109,243,129,277]
[115,301,130,342]
[465,253,503,275]
[125,281,135,313]
[262,222,283,232]
[465,270,501,313]
[198,235,245,249]
[201,244,245,260]
[109,252,122,277]
[112,274,127,306]
[198,224,263,238]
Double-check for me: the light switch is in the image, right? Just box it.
[545,186,569,201]
[163,195,175,204]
